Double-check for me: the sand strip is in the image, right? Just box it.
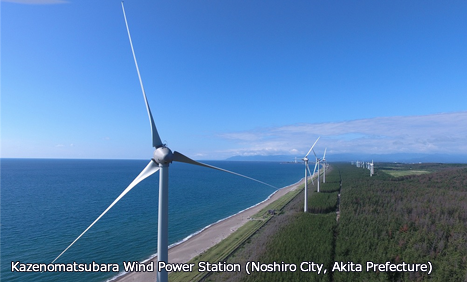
[110,177,306,282]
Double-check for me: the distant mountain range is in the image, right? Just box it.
[226,153,467,163]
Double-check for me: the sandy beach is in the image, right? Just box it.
[110,177,306,282]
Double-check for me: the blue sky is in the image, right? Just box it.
[2,0,467,160]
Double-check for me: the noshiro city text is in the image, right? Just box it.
[11,260,432,275]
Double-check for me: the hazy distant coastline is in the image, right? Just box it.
[227,153,467,163]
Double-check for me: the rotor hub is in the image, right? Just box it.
[153,146,174,164]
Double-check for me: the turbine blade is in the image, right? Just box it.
[305,136,320,157]
[312,148,318,159]
[323,148,327,160]
[306,163,314,185]
[313,161,318,175]
[173,151,277,189]
[121,2,163,148]
[52,160,160,263]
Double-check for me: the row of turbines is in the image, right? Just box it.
[300,138,328,212]
[51,3,329,282]
[353,160,374,176]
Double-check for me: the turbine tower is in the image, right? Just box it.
[302,137,320,212]
[322,148,327,183]
[317,157,320,192]
[52,4,276,282]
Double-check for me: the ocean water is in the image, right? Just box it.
[1,159,305,282]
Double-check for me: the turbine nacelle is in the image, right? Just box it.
[153,146,174,164]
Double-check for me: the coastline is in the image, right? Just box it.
[109,177,305,282]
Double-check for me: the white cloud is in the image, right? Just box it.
[55,143,74,148]
[216,112,467,157]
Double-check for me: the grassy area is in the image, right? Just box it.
[169,178,306,282]
[381,169,430,177]
[377,162,466,178]
[253,184,303,218]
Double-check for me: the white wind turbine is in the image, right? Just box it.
[322,148,327,183]
[52,3,276,282]
[311,148,324,193]
[302,137,320,212]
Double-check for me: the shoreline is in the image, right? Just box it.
[109,177,306,282]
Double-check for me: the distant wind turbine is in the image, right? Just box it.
[302,137,320,212]
[52,3,276,282]
[311,148,324,193]
[322,148,327,183]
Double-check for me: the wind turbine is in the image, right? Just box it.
[52,3,276,282]
[322,148,327,183]
[302,137,320,212]
[311,149,322,193]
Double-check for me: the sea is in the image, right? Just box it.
[1,158,305,282]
